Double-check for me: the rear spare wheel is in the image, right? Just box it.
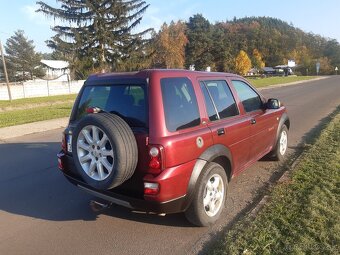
[72,113,138,190]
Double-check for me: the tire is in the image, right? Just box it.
[72,113,138,190]
[185,162,228,227]
[271,125,289,161]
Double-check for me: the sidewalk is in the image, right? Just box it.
[0,117,69,140]
[0,76,330,140]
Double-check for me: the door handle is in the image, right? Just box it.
[250,118,256,125]
[217,128,225,136]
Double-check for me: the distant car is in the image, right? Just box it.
[58,69,290,226]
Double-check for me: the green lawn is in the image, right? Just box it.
[209,109,340,255]
[0,94,77,109]
[0,103,73,128]
[249,76,317,88]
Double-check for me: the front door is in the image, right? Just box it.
[199,79,252,175]
[231,79,275,161]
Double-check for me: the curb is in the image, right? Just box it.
[0,117,69,140]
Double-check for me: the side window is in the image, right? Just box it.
[200,80,238,121]
[161,77,200,132]
[232,80,263,112]
[200,82,219,121]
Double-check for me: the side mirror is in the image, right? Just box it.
[266,98,281,109]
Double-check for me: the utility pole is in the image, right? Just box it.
[0,40,12,101]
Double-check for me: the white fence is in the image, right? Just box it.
[0,80,85,100]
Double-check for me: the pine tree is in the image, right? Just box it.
[4,30,44,81]
[185,14,214,70]
[37,0,152,76]
[235,50,252,75]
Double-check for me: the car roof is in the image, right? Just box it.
[86,69,241,84]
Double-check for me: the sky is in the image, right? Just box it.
[0,0,339,53]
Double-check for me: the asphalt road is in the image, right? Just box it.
[0,76,339,255]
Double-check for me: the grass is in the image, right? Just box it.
[0,94,77,109]
[249,76,317,88]
[0,103,73,128]
[209,109,340,255]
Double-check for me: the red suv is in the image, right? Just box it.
[57,69,289,226]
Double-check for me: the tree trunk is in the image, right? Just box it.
[101,43,106,73]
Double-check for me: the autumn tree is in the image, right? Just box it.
[288,46,312,75]
[252,49,265,69]
[152,21,188,68]
[235,50,252,75]
[37,0,152,77]
[4,30,44,81]
[318,57,333,75]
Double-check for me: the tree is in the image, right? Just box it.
[185,14,214,70]
[252,49,265,69]
[235,50,252,75]
[4,30,44,81]
[37,0,152,76]
[210,23,233,72]
[152,21,188,68]
[318,57,333,75]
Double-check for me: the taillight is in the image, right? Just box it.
[86,107,101,114]
[61,133,66,152]
[148,145,164,175]
[144,182,159,195]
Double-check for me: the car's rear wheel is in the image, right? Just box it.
[72,113,138,190]
[185,162,227,226]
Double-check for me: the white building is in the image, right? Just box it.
[40,59,70,81]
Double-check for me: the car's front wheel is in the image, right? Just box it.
[271,124,289,161]
[185,162,228,226]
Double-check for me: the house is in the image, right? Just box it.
[40,59,70,81]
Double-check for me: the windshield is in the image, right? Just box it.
[76,84,148,128]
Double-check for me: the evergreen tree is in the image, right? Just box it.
[4,30,44,81]
[210,23,233,72]
[37,0,152,76]
[185,14,214,70]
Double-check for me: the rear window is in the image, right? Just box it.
[161,77,200,132]
[76,84,147,128]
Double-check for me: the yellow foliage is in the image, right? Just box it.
[235,50,252,75]
[253,49,265,68]
[153,21,188,69]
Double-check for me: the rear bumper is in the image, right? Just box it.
[58,151,188,214]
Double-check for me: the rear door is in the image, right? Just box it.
[230,79,276,161]
[199,79,252,175]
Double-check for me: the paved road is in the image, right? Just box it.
[0,77,339,255]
